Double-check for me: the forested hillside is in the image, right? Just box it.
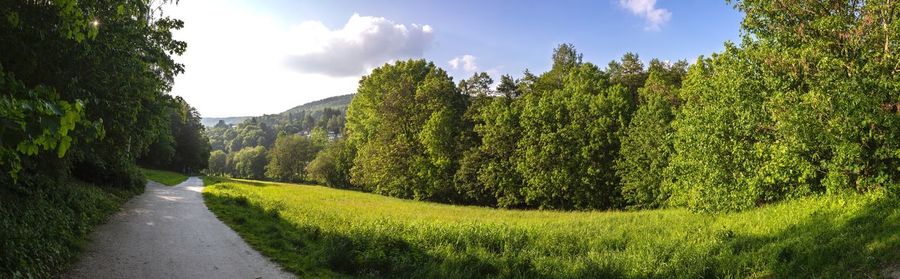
[280,93,354,115]
[200,116,253,127]
[203,94,350,182]
[0,1,206,276]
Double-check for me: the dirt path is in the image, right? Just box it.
[64,177,293,279]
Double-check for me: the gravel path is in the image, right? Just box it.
[64,177,293,279]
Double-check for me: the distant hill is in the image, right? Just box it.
[280,94,354,115]
[202,94,354,127]
[201,116,253,127]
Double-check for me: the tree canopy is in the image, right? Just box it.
[345,60,466,201]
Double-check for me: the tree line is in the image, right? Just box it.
[203,0,900,212]
[204,108,345,183]
[300,0,900,212]
[138,96,211,175]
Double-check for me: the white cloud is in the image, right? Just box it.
[286,13,435,77]
[448,54,478,72]
[163,1,362,117]
[618,0,672,31]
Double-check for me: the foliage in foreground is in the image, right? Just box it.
[0,1,200,277]
[203,177,900,278]
[141,168,189,186]
[0,177,139,277]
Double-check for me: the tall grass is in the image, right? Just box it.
[202,177,900,278]
[140,168,189,186]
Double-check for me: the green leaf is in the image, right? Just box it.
[57,136,71,158]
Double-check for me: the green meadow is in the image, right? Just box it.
[202,177,900,278]
[140,168,190,186]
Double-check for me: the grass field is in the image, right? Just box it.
[140,168,189,186]
[202,176,900,278]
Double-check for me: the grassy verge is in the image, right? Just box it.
[140,168,189,186]
[202,177,900,278]
[0,178,140,277]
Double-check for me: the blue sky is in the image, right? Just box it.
[166,0,743,117]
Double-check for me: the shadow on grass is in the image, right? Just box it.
[204,182,900,278]
[203,192,630,278]
[714,196,900,278]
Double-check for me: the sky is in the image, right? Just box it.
[164,0,744,118]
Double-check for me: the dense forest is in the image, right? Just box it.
[0,0,206,276]
[208,0,900,213]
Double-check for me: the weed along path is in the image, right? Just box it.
[64,177,293,279]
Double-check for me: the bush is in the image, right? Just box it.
[0,177,137,277]
[306,139,354,189]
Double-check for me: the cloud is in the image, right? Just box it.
[164,1,362,117]
[618,0,671,31]
[286,13,435,77]
[448,55,478,72]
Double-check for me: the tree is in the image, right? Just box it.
[214,120,229,129]
[615,69,682,209]
[458,72,494,97]
[453,72,502,204]
[608,53,647,93]
[0,0,187,190]
[226,118,274,153]
[496,74,520,99]
[516,61,632,210]
[647,59,688,87]
[551,43,582,75]
[265,134,319,182]
[309,127,329,148]
[0,2,190,275]
[139,96,210,174]
[663,0,900,212]
[207,122,233,152]
[731,0,900,194]
[667,51,770,212]
[230,146,267,179]
[0,67,86,180]
[169,97,210,174]
[468,95,525,207]
[307,139,355,189]
[345,60,466,201]
[207,150,227,175]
